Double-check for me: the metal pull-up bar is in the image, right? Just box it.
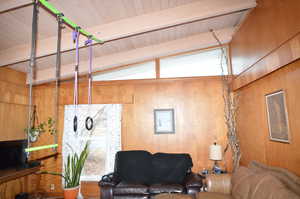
[38,0,103,43]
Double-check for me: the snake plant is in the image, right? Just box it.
[41,142,90,188]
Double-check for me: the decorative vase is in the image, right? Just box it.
[64,186,79,199]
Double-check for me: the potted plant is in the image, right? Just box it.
[42,142,89,199]
[24,121,46,142]
[24,117,57,143]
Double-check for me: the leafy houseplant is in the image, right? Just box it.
[42,142,90,199]
[24,117,57,143]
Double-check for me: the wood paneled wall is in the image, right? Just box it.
[0,68,39,198]
[32,77,231,196]
[0,67,28,141]
[231,0,300,87]
[236,60,300,176]
[231,0,300,175]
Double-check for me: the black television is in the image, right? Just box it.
[0,139,28,170]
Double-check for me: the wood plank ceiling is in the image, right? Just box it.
[0,0,256,84]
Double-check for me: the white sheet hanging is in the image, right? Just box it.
[63,104,122,181]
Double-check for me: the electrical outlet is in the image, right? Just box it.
[50,184,55,191]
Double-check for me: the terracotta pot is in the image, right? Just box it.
[64,186,79,199]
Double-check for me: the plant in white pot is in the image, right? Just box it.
[42,142,89,199]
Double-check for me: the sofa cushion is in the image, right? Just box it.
[197,192,233,199]
[248,173,300,199]
[151,153,193,184]
[114,182,149,195]
[232,168,300,199]
[114,150,153,184]
[231,166,256,199]
[249,161,300,196]
[149,184,184,194]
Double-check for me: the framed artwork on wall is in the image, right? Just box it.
[265,90,290,143]
[154,109,175,134]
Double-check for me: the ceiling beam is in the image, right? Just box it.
[31,27,234,84]
[0,0,256,67]
[0,0,33,14]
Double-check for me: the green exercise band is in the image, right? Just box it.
[38,0,102,43]
[25,144,58,152]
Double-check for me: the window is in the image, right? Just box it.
[63,104,122,181]
[160,48,228,78]
[93,61,156,81]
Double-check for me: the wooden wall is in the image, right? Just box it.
[231,0,300,175]
[236,60,300,176]
[0,67,39,198]
[231,0,300,76]
[0,67,28,141]
[32,77,231,197]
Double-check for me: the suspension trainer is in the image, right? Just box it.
[23,0,103,153]
[53,13,63,150]
[85,37,94,131]
[26,0,39,157]
[73,28,80,133]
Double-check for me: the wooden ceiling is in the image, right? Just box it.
[0,0,256,84]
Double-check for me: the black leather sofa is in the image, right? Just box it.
[99,150,203,199]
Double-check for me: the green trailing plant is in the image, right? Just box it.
[47,117,57,135]
[24,121,46,137]
[41,142,90,188]
[24,117,57,137]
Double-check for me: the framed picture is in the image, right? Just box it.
[265,90,290,143]
[154,109,175,134]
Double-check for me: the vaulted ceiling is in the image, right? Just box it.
[0,0,256,84]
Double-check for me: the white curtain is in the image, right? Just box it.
[63,104,122,181]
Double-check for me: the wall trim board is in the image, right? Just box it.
[34,75,224,88]
[232,32,300,90]
[0,101,29,106]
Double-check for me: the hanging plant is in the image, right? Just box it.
[24,121,46,143]
[24,117,57,143]
[47,117,57,135]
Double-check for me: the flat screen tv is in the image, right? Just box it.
[0,139,28,170]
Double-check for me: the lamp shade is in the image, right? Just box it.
[209,143,222,161]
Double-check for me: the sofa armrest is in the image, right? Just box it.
[183,172,204,194]
[205,174,232,194]
[99,173,120,199]
[99,172,120,187]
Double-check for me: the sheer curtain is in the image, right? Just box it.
[63,104,122,181]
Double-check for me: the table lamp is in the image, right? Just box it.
[209,142,222,172]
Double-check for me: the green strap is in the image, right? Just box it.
[38,0,103,43]
[25,144,58,152]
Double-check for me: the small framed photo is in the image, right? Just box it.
[154,109,175,134]
[265,90,290,143]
